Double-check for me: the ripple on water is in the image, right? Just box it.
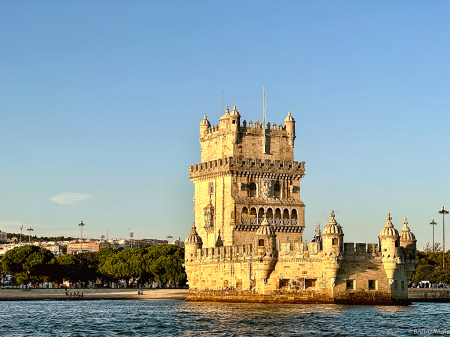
[0,300,449,336]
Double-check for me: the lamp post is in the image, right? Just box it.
[430,219,437,253]
[130,232,134,249]
[438,207,449,268]
[26,226,34,244]
[20,225,23,244]
[78,221,85,253]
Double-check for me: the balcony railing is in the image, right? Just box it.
[240,218,299,226]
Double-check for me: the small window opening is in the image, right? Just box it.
[259,239,265,247]
[305,279,316,289]
[368,280,377,290]
[332,238,339,245]
[346,280,355,290]
[279,279,289,288]
[249,183,257,197]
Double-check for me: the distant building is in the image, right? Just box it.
[67,241,110,254]
[0,231,7,244]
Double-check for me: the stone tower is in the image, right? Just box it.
[189,105,306,249]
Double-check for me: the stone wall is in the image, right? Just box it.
[408,289,450,302]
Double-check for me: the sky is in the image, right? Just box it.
[0,1,449,249]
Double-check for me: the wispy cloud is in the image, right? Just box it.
[0,221,32,232]
[49,193,92,205]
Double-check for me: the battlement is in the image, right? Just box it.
[189,157,305,179]
[201,120,288,140]
[343,242,380,255]
[194,244,256,262]
[199,107,296,162]
[188,240,385,263]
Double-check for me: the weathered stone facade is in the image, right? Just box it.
[185,105,417,305]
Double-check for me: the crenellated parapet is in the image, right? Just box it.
[189,157,305,179]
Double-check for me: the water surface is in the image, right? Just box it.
[0,300,448,336]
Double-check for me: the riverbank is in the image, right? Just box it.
[409,288,450,302]
[0,288,189,301]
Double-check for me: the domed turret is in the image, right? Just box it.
[379,213,400,285]
[255,217,276,255]
[254,216,277,284]
[284,110,296,148]
[185,223,203,262]
[199,113,211,139]
[322,210,344,255]
[400,217,417,280]
[256,217,276,237]
[400,217,416,242]
[230,103,240,117]
[379,214,399,238]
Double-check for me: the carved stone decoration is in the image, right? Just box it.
[261,179,271,198]
[203,202,215,233]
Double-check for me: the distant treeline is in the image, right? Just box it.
[5,233,75,242]
[0,245,186,287]
[412,243,450,284]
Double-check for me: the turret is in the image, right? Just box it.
[255,217,277,256]
[322,211,344,288]
[379,213,400,285]
[185,223,203,261]
[400,217,417,281]
[284,110,296,148]
[254,216,277,282]
[322,210,344,256]
[230,103,240,144]
[199,113,210,139]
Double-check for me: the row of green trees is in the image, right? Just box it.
[411,243,450,284]
[1,244,186,287]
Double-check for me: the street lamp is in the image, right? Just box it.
[78,221,85,253]
[20,225,23,244]
[430,219,437,253]
[130,232,134,249]
[438,207,449,268]
[26,226,34,244]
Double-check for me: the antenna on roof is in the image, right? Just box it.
[263,86,266,154]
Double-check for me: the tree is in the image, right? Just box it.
[145,245,186,287]
[56,252,102,286]
[2,245,56,284]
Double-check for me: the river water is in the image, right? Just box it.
[0,300,448,336]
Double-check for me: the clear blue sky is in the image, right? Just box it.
[0,1,449,249]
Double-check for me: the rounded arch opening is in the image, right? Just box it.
[249,182,257,197]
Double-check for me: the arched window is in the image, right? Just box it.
[249,182,257,197]
[241,207,249,223]
[267,208,274,224]
[283,209,289,224]
[258,208,265,223]
[291,209,298,225]
[275,208,282,225]
[250,207,257,224]
[274,182,281,198]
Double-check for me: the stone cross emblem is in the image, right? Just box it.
[261,179,271,198]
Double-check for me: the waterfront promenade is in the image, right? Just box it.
[0,288,189,301]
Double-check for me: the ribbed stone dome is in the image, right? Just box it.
[185,223,203,244]
[284,110,295,122]
[230,103,240,116]
[199,113,211,126]
[323,210,344,235]
[256,217,275,236]
[379,213,399,237]
[400,217,416,241]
